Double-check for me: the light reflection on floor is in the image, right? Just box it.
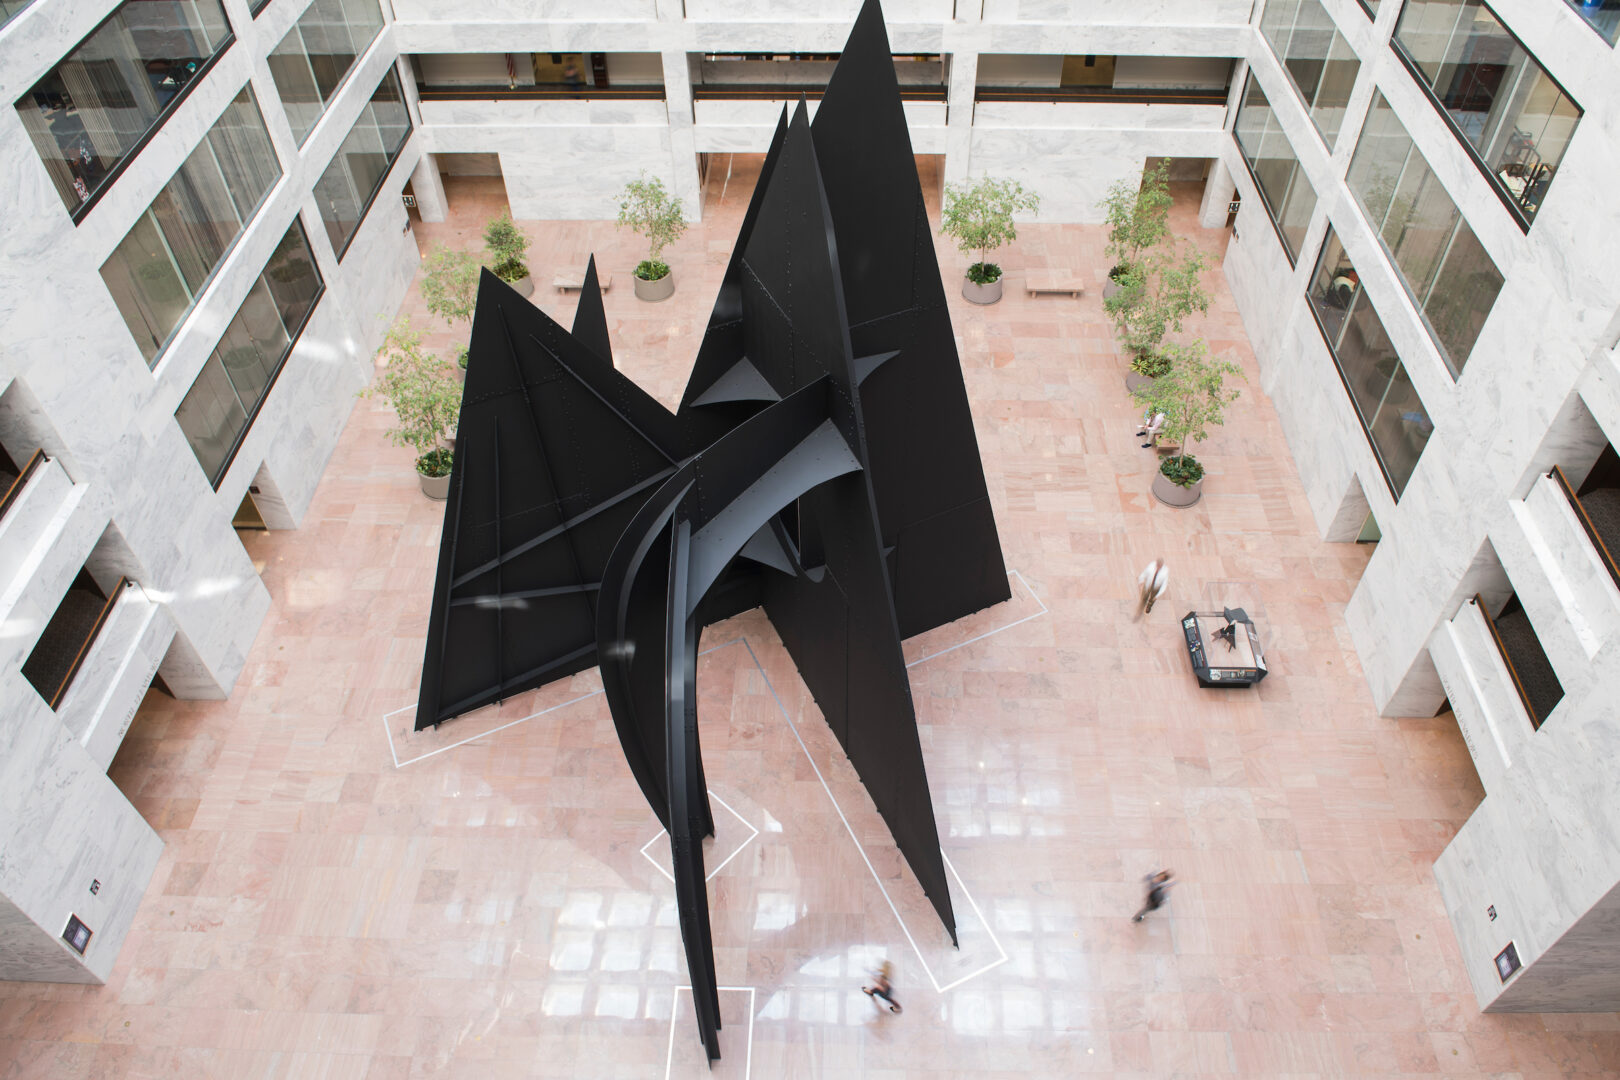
[7,169,1615,1078]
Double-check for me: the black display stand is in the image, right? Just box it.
[1182,607,1269,688]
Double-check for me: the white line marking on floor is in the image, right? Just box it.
[640,790,761,884]
[664,985,755,1080]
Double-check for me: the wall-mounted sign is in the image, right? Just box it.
[1227,200,1241,214]
[1487,904,1496,921]
[1495,941,1521,982]
[62,914,92,955]
[401,194,418,208]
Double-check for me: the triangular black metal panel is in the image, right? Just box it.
[678,110,791,421]
[737,105,958,941]
[570,254,613,366]
[812,0,1011,636]
[415,271,687,729]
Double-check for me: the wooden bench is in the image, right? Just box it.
[1025,270,1085,298]
[554,268,613,293]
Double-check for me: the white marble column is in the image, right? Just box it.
[410,152,449,224]
[943,51,978,187]
[660,50,702,223]
[1198,157,1237,229]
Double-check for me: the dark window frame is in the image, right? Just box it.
[17,1,236,225]
[1357,0,1380,17]
[270,0,387,145]
[1389,0,1583,233]
[250,0,273,14]
[323,68,413,262]
[192,217,326,488]
[1231,73,1312,267]
[1301,227,1426,500]
[107,87,284,371]
[1560,0,1620,45]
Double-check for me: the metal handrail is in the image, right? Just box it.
[48,576,129,711]
[692,83,946,101]
[974,85,1229,106]
[1548,464,1620,593]
[1474,593,1542,731]
[0,448,44,522]
[416,84,667,102]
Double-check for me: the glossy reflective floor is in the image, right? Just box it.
[5,161,1619,1078]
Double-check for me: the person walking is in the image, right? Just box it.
[1133,870,1175,922]
[862,959,902,1014]
[1136,558,1169,618]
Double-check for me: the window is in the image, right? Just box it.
[176,221,322,485]
[1394,0,1582,225]
[99,88,280,367]
[1347,93,1504,374]
[1562,0,1620,42]
[312,68,410,258]
[1259,0,1361,147]
[2,0,36,28]
[1233,75,1319,263]
[14,0,232,217]
[268,0,385,144]
[1307,229,1434,497]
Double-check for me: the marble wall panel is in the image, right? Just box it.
[967,124,1224,223]
[981,0,1250,23]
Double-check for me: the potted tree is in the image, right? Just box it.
[418,244,480,382]
[1129,339,1245,508]
[483,211,533,298]
[939,176,1041,305]
[1098,158,1172,301]
[362,317,464,500]
[617,173,687,302]
[1110,248,1210,392]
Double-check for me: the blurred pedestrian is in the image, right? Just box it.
[1133,869,1175,922]
[862,959,901,1014]
[1136,558,1169,618]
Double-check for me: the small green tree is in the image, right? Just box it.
[1099,158,1172,281]
[617,173,687,281]
[940,176,1041,284]
[483,211,531,283]
[361,317,463,477]
[1129,339,1245,487]
[418,245,480,368]
[1108,248,1210,360]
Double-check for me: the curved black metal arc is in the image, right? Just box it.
[596,472,695,827]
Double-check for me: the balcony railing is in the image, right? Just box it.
[1476,593,1563,732]
[1550,464,1620,594]
[0,448,44,522]
[974,85,1229,106]
[416,83,666,102]
[692,83,946,102]
[22,576,129,711]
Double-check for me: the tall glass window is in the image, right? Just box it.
[1394,0,1582,225]
[1347,94,1504,375]
[312,68,410,258]
[176,221,322,485]
[14,0,232,216]
[1233,75,1319,264]
[2,1,37,28]
[1562,0,1620,42]
[1260,0,1361,147]
[99,88,281,367]
[268,0,385,144]
[1307,229,1434,497]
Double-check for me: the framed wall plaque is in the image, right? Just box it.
[1495,941,1521,982]
[62,914,92,955]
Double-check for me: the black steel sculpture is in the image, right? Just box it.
[416,0,1008,1060]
